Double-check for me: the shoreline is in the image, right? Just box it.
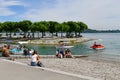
[0,37,96,45]
[9,55,120,80]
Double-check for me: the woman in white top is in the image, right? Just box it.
[31,50,38,66]
[31,50,45,67]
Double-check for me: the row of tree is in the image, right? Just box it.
[0,20,88,38]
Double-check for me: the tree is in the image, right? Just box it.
[48,21,58,37]
[0,22,3,32]
[18,20,32,38]
[30,23,38,38]
[0,22,3,37]
[2,21,16,38]
[66,21,77,37]
[61,22,70,38]
[32,22,40,38]
[38,22,46,38]
[54,22,61,37]
[12,22,19,36]
[40,21,49,37]
[77,22,88,36]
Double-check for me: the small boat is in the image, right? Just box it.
[10,47,34,55]
[56,45,74,49]
[90,44,105,49]
[18,41,28,44]
[10,47,24,55]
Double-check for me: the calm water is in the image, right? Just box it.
[82,33,120,61]
[25,33,120,59]
[1,33,120,61]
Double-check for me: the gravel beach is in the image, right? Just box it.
[15,56,120,80]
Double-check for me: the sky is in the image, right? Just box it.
[0,0,120,30]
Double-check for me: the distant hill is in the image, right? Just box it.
[82,29,120,33]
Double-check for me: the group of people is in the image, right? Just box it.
[2,44,73,67]
[23,48,33,56]
[56,48,73,58]
[2,44,73,68]
[2,44,44,67]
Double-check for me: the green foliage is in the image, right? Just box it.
[0,20,88,38]
[0,22,3,32]
[19,20,32,32]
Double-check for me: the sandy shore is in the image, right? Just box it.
[14,57,120,80]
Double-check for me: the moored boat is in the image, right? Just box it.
[10,47,34,55]
[56,45,74,49]
[10,47,24,55]
[18,41,28,44]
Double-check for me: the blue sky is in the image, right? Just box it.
[0,0,120,30]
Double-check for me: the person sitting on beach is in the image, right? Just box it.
[31,50,38,66]
[56,49,62,58]
[4,45,11,57]
[31,50,44,67]
[2,45,10,57]
[23,49,28,56]
[59,48,64,58]
[36,53,45,67]
[64,49,73,58]
[28,48,33,57]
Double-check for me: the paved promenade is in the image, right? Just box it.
[0,58,88,80]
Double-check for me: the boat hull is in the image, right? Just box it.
[56,46,74,49]
[10,47,34,55]
[90,45,105,50]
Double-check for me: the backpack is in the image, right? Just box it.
[37,61,45,67]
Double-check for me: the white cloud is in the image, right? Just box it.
[0,7,15,16]
[2,0,120,30]
[0,0,26,16]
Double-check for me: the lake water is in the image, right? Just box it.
[82,33,120,61]
[25,33,120,61]
[28,33,120,56]
[1,33,120,61]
